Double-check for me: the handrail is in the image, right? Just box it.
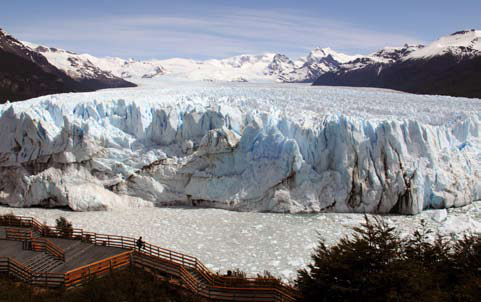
[1,214,299,300]
[31,238,65,261]
[0,256,65,287]
[65,250,133,275]
[5,227,33,241]
[64,250,133,288]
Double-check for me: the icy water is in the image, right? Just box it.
[1,204,480,281]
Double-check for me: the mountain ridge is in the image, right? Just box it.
[313,30,481,98]
[0,29,136,103]
[25,42,359,83]
[4,28,480,99]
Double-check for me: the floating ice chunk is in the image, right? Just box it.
[425,209,448,223]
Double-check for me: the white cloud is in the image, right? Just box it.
[10,8,423,59]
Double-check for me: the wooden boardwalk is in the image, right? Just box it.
[0,215,299,301]
[0,227,125,273]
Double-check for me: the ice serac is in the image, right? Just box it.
[0,84,480,213]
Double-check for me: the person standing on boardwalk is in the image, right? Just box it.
[136,236,144,251]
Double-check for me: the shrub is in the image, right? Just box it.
[0,213,23,226]
[55,216,73,238]
[229,268,247,278]
[296,216,481,302]
[0,268,194,302]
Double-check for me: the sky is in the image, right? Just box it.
[2,0,481,60]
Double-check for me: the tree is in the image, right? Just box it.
[55,216,73,238]
[295,216,481,302]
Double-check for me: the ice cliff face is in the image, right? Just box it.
[0,82,480,214]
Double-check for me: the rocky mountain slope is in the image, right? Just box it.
[313,30,481,98]
[0,29,78,103]
[0,29,135,104]
[25,42,167,80]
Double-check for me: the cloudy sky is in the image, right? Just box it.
[3,0,480,59]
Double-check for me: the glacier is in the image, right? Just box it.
[0,80,480,214]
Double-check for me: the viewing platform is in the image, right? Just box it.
[0,215,298,302]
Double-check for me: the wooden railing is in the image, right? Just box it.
[0,215,299,301]
[31,238,65,261]
[5,227,32,241]
[0,257,65,288]
[2,227,65,261]
[132,252,297,301]
[65,251,133,288]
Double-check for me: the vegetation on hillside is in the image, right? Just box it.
[0,268,207,302]
[296,216,481,302]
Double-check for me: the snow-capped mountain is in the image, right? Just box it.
[279,48,361,82]
[159,48,359,83]
[339,44,424,71]
[314,30,481,98]
[406,29,481,59]
[24,42,166,80]
[0,28,75,103]
[0,29,135,103]
[158,53,281,82]
[160,48,360,82]
[26,42,358,83]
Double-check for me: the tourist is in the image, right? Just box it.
[136,236,144,251]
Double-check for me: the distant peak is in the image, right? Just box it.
[309,47,335,56]
[320,47,335,53]
[451,29,476,36]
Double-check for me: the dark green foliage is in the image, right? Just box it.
[296,216,481,302]
[0,212,23,226]
[0,268,200,302]
[228,268,247,278]
[256,270,279,280]
[55,216,73,238]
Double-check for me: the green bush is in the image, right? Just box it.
[0,268,200,302]
[296,216,481,302]
[0,213,23,226]
[55,216,73,238]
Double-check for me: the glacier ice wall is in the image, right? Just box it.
[0,84,480,214]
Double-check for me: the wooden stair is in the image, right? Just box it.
[24,252,63,273]
[187,267,210,290]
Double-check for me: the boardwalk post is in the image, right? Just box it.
[129,253,133,271]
